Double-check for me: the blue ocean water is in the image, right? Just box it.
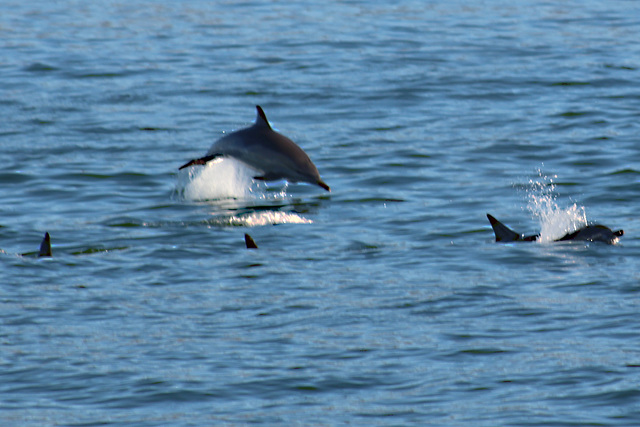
[1,0,640,425]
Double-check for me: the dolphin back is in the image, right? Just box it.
[558,225,623,244]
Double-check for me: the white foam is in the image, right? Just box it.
[211,211,313,227]
[173,157,313,225]
[174,157,289,202]
[525,171,587,243]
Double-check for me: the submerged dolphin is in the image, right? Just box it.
[179,105,330,191]
[14,232,52,257]
[487,214,623,245]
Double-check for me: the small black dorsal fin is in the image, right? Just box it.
[255,105,272,129]
[244,233,258,249]
[38,232,52,257]
[487,214,521,242]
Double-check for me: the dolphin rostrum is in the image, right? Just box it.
[179,105,330,191]
[487,214,623,245]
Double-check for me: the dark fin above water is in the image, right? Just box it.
[38,232,52,257]
[244,233,258,249]
[255,105,271,129]
[178,154,221,170]
[487,214,522,242]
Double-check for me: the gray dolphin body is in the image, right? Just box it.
[179,106,330,191]
[487,214,623,245]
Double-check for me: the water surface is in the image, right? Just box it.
[1,1,640,425]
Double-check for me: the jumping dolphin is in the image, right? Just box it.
[179,105,330,191]
[487,214,623,244]
[244,233,258,249]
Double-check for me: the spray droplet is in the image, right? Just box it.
[525,171,587,243]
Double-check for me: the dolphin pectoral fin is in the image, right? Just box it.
[178,154,221,170]
[244,233,258,249]
[487,214,522,242]
[38,232,52,257]
[252,173,281,182]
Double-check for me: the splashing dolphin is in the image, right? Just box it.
[179,106,330,191]
[487,214,623,244]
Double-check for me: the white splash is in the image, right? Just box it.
[173,157,313,226]
[174,157,287,202]
[525,170,587,243]
[212,211,313,227]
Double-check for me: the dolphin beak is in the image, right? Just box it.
[318,180,330,192]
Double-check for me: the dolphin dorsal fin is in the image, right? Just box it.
[244,233,258,249]
[38,232,52,257]
[487,214,521,242]
[255,105,272,129]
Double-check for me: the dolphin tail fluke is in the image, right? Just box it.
[38,232,52,257]
[487,214,522,242]
[178,154,221,170]
[244,233,258,249]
